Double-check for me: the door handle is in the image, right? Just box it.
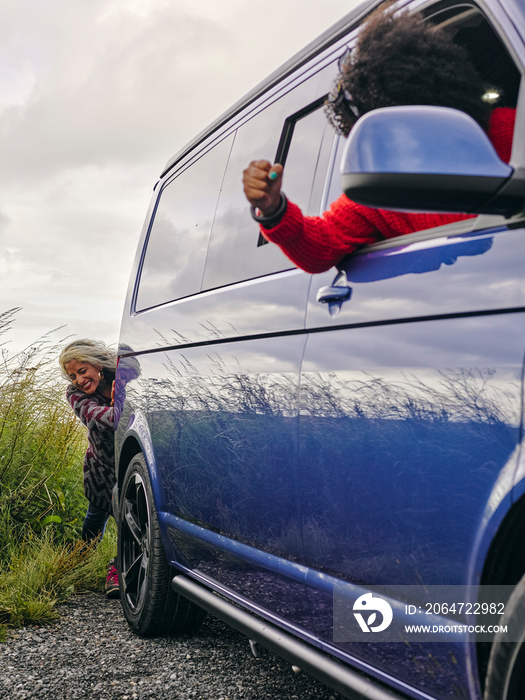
[316,270,352,318]
[316,285,352,303]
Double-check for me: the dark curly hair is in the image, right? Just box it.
[325,6,492,137]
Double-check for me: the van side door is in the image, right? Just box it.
[297,3,525,696]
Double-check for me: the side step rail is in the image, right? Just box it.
[172,575,408,700]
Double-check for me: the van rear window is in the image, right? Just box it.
[135,134,234,311]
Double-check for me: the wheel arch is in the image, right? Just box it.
[115,411,165,517]
[480,491,525,588]
[476,490,525,690]
[117,450,206,636]
[117,435,142,489]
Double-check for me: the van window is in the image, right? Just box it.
[276,102,333,216]
[135,134,234,311]
[427,4,520,109]
[202,82,333,290]
[256,102,334,247]
[324,3,520,225]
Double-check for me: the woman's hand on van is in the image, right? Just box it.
[243,160,283,217]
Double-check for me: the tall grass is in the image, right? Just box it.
[0,309,115,637]
[0,533,115,635]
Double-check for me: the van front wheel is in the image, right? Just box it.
[484,574,525,699]
[117,453,205,636]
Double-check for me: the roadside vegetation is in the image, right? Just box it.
[0,309,116,641]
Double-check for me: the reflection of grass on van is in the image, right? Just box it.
[140,362,291,523]
[143,357,517,587]
[147,370,298,544]
[0,309,114,638]
[297,369,517,585]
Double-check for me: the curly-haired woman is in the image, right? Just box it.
[59,339,119,598]
[243,7,516,273]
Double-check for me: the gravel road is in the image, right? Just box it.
[0,593,344,699]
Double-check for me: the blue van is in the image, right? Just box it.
[115,0,525,697]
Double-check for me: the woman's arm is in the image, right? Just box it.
[260,196,379,273]
[243,159,378,273]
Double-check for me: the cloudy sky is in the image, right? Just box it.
[0,0,361,356]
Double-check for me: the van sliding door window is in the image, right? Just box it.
[202,69,335,291]
[273,102,332,218]
[135,134,234,312]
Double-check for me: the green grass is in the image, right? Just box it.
[0,525,117,636]
[0,309,117,637]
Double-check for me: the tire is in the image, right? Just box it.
[117,453,206,636]
[484,574,525,699]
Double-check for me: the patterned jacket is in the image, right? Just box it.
[67,385,115,513]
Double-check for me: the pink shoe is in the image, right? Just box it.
[105,558,120,599]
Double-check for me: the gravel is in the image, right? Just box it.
[0,593,344,699]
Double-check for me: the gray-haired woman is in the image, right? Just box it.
[59,339,119,598]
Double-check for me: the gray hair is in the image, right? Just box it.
[59,339,117,379]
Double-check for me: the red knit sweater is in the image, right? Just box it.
[262,108,516,273]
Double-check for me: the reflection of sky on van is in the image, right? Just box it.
[120,268,311,353]
[307,228,525,328]
[0,0,359,353]
[358,233,525,310]
[136,134,233,310]
[304,314,525,367]
[202,101,291,290]
[205,66,337,290]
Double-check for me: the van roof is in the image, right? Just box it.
[161,0,380,178]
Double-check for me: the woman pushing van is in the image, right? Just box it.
[59,339,119,598]
[243,7,516,273]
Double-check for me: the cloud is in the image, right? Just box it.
[0,0,358,355]
[0,208,9,240]
[0,0,356,183]
[0,4,237,183]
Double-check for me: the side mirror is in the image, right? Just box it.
[341,106,522,216]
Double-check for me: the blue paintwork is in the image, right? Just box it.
[341,106,513,176]
[115,1,525,698]
[116,225,525,699]
[300,223,525,698]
